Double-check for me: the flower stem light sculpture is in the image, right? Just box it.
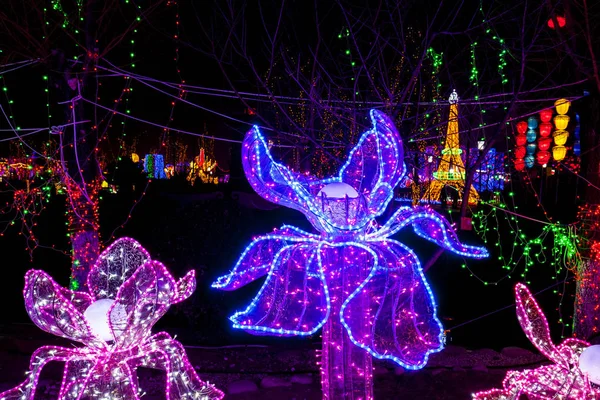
[473,283,599,400]
[0,237,224,400]
[213,110,488,399]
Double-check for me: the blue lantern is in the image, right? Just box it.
[525,155,535,168]
[574,141,581,156]
[526,143,537,155]
[526,129,537,143]
[527,117,538,130]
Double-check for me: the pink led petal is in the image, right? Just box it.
[88,237,151,300]
[172,269,196,304]
[24,270,102,347]
[514,283,561,364]
[110,260,175,347]
[473,284,600,400]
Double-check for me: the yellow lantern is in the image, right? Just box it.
[552,145,566,161]
[553,115,570,130]
[131,153,140,163]
[101,180,109,188]
[552,130,569,145]
[554,98,570,115]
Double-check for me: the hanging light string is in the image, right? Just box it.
[93,62,587,146]
[0,59,39,76]
[95,61,588,107]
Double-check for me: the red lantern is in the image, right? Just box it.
[514,146,527,159]
[547,16,566,29]
[515,135,527,146]
[516,121,528,135]
[539,122,552,137]
[539,109,553,123]
[514,158,525,171]
[537,151,551,165]
[538,137,552,151]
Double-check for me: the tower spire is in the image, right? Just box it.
[421,90,479,205]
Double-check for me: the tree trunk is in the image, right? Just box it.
[574,94,600,339]
[320,245,373,400]
[321,308,373,400]
[55,0,101,290]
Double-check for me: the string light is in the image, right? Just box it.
[213,110,487,398]
[473,283,597,400]
[0,237,224,400]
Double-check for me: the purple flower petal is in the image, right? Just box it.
[230,243,329,336]
[213,227,316,291]
[340,241,443,369]
[409,207,488,258]
[243,126,325,213]
[339,110,404,213]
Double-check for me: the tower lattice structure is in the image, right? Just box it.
[421,90,479,205]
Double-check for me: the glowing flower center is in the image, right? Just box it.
[317,182,359,199]
[579,345,600,385]
[84,299,127,342]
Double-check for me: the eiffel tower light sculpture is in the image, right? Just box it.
[422,90,479,205]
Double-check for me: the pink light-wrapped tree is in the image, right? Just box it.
[473,283,599,400]
[213,110,488,399]
[0,237,224,400]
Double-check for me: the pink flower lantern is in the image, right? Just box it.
[0,237,224,400]
[213,110,488,399]
[473,283,599,400]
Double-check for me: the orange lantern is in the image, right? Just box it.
[552,146,566,161]
[514,146,526,159]
[553,115,570,130]
[537,151,551,165]
[554,98,570,115]
[515,135,527,146]
[553,130,568,146]
[539,122,552,137]
[539,109,553,123]
[514,158,526,171]
[516,121,528,135]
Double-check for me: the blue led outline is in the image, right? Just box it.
[410,212,489,258]
[212,233,319,290]
[338,239,445,370]
[229,242,331,336]
[367,207,488,258]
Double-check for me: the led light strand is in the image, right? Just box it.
[0,237,224,400]
[213,110,487,398]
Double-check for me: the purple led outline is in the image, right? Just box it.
[0,237,224,400]
[214,109,488,371]
[243,110,404,233]
[473,283,598,400]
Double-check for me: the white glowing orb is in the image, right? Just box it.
[317,182,359,199]
[84,299,127,342]
[579,345,600,385]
